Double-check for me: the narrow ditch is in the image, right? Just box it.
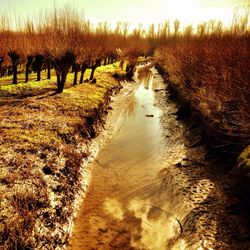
[67,67,250,249]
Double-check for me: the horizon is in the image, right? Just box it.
[0,0,248,30]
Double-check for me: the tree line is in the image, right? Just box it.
[0,6,148,93]
[0,5,249,97]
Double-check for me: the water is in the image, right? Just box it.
[68,68,188,250]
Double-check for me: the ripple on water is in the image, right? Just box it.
[68,68,190,250]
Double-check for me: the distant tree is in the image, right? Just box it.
[4,31,24,84]
[44,6,83,93]
[8,50,20,84]
[77,23,92,84]
[25,55,33,82]
[0,37,6,77]
[89,24,109,81]
[0,15,10,77]
[32,54,44,81]
[124,29,149,79]
[23,20,36,82]
[173,19,180,39]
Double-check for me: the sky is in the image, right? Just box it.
[0,0,248,29]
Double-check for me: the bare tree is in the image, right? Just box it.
[43,6,84,93]
[173,19,180,39]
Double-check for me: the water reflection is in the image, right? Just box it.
[128,198,182,250]
[104,198,124,220]
[68,68,188,250]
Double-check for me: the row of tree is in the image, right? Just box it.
[0,7,148,92]
[0,5,249,93]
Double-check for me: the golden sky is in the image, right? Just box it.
[0,0,248,28]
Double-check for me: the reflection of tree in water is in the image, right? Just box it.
[140,69,154,90]
[124,69,155,117]
[138,69,148,81]
[125,92,137,117]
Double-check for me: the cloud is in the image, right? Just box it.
[128,198,183,250]
[104,198,124,220]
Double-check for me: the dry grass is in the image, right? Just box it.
[0,63,124,249]
[155,33,250,155]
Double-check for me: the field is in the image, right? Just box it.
[0,4,249,249]
[0,63,125,248]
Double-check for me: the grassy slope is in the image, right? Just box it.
[0,63,124,249]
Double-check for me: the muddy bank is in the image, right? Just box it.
[155,65,250,248]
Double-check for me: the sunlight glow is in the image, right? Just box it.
[130,0,239,29]
[0,0,247,30]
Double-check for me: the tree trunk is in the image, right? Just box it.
[79,63,87,84]
[7,67,12,76]
[54,51,76,93]
[56,72,61,86]
[90,66,96,80]
[47,61,51,79]
[1,67,6,77]
[73,63,79,86]
[37,69,41,81]
[33,54,44,81]
[71,63,75,73]
[90,59,101,80]
[57,71,67,93]
[25,55,33,82]
[13,64,18,84]
[8,51,20,84]
[104,58,107,66]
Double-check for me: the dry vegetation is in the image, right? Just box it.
[0,64,124,249]
[154,10,250,156]
[0,6,147,92]
[0,6,143,248]
[0,3,249,249]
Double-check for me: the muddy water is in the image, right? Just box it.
[68,68,189,250]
